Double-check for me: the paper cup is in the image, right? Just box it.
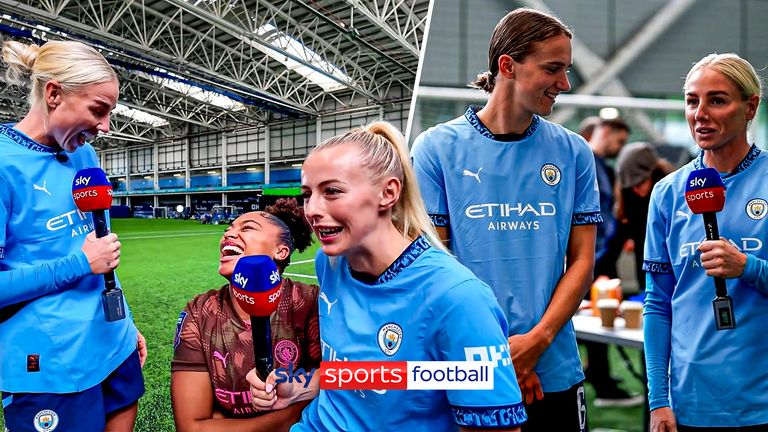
[590,277,622,316]
[620,301,643,329]
[597,298,620,328]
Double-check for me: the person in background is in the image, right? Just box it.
[0,40,145,432]
[249,121,526,431]
[411,8,599,431]
[644,53,768,431]
[615,143,673,292]
[581,118,645,407]
[172,198,320,432]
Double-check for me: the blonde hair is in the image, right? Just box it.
[685,53,763,101]
[2,40,117,108]
[313,121,446,252]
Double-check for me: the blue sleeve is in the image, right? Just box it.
[0,254,92,309]
[643,271,676,410]
[433,279,527,428]
[572,139,603,225]
[411,131,449,228]
[642,185,675,410]
[0,173,6,261]
[0,176,91,309]
[642,185,673,273]
[740,254,768,296]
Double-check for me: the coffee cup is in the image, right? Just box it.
[591,277,622,316]
[597,298,620,328]
[620,301,643,329]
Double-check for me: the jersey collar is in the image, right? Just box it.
[463,105,540,141]
[693,143,761,178]
[349,235,431,285]
[0,123,58,154]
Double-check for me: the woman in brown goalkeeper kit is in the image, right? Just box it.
[171,198,320,432]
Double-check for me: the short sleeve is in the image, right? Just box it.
[171,305,207,372]
[572,139,603,225]
[643,185,673,274]
[411,131,450,228]
[0,173,10,261]
[433,280,527,428]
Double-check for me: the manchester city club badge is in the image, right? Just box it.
[540,163,561,186]
[377,323,403,356]
[33,409,59,432]
[746,198,767,220]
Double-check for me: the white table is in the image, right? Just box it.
[573,313,649,431]
[572,314,644,350]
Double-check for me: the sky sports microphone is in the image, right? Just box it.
[685,167,734,330]
[230,255,283,380]
[72,167,125,322]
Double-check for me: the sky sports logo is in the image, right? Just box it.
[275,361,495,390]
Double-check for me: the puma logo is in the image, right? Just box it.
[318,292,338,315]
[213,351,228,367]
[462,168,482,183]
[676,210,691,219]
[33,181,51,196]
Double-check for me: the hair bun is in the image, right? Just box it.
[2,41,40,86]
[265,197,313,253]
[469,71,495,93]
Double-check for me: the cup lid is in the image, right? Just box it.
[620,300,643,310]
[597,298,620,308]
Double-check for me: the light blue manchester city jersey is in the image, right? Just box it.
[644,145,768,427]
[294,237,526,431]
[0,124,136,393]
[411,107,601,393]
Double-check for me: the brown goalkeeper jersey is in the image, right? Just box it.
[172,278,321,417]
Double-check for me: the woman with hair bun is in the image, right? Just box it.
[248,121,526,431]
[0,40,144,431]
[172,198,321,432]
[412,7,600,431]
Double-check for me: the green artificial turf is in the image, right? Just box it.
[1,219,644,431]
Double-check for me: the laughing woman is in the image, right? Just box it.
[172,198,320,432]
[0,40,144,432]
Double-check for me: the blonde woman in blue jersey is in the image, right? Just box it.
[644,54,768,431]
[246,121,527,431]
[412,8,599,432]
[0,40,144,431]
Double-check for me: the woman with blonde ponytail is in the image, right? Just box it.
[0,40,144,432]
[246,121,527,431]
[412,7,600,431]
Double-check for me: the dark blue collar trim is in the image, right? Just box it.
[451,402,528,428]
[642,260,672,274]
[0,124,57,153]
[693,144,760,178]
[429,214,449,228]
[349,236,431,285]
[463,105,540,141]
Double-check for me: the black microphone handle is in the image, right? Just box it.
[703,212,728,297]
[251,315,273,381]
[91,209,117,291]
